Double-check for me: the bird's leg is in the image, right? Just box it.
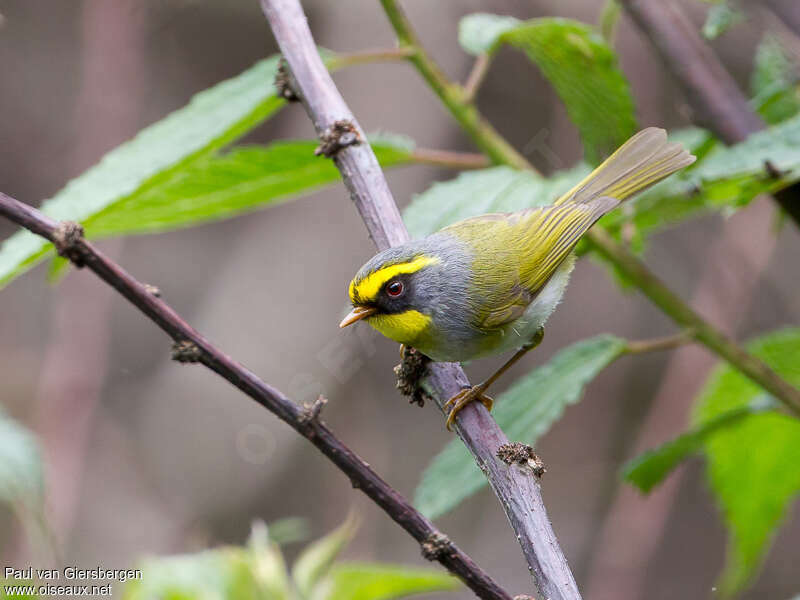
[444,328,544,430]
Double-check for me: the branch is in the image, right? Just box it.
[589,229,800,415]
[618,0,800,225]
[462,54,491,103]
[409,148,490,170]
[328,46,415,69]
[624,330,694,355]
[377,0,800,419]
[0,192,510,600]
[259,1,581,599]
[379,0,533,171]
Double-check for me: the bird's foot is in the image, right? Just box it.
[444,386,494,430]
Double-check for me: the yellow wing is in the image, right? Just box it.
[443,127,695,330]
[445,198,617,329]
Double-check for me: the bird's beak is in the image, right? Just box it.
[339,305,377,328]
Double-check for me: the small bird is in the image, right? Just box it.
[340,128,695,429]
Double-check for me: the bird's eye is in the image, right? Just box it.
[386,280,404,297]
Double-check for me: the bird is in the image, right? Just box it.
[340,128,695,429]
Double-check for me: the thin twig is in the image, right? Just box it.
[462,54,491,103]
[0,192,511,600]
[618,0,800,225]
[377,0,800,419]
[410,148,490,170]
[589,228,800,416]
[379,0,533,171]
[328,46,415,69]
[624,330,694,355]
[259,1,580,598]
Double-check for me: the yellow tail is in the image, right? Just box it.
[555,128,696,206]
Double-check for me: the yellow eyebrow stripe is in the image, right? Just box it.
[350,255,440,303]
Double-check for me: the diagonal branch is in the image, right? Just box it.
[259,1,582,599]
[618,0,800,225]
[0,191,510,600]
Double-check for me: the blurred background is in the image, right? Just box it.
[1,1,798,598]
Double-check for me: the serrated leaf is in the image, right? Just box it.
[0,54,291,287]
[0,412,44,513]
[622,396,775,494]
[692,328,800,596]
[703,2,745,40]
[320,563,458,600]
[415,335,627,519]
[752,35,800,125]
[403,116,800,251]
[83,139,414,236]
[459,14,637,164]
[291,516,358,599]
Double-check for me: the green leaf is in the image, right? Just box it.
[0,411,44,514]
[291,516,358,599]
[703,2,745,40]
[321,563,458,600]
[458,14,637,164]
[124,524,291,600]
[692,328,800,595]
[403,116,800,249]
[751,35,800,125]
[266,517,311,546]
[0,55,288,288]
[622,396,776,494]
[458,13,521,56]
[83,138,414,236]
[415,335,627,519]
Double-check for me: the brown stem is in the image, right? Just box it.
[0,191,512,600]
[462,54,491,103]
[329,46,415,69]
[624,330,694,355]
[618,0,800,225]
[259,0,580,598]
[409,148,490,170]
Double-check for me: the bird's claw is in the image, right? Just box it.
[444,386,493,430]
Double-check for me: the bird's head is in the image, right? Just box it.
[339,245,444,345]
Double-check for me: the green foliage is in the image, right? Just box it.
[459,14,637,164]
[457,13,521,56]
[324,564,458,600]
[123,519,458,600]
[404,165,586,239]
[752,35,800,125]
[415,335,627,519]
[0,411,44,516]
[0,56,286,287]
[702,2,745,40]
[622,396,775,494]
[83,138,414,237]
[692,328,800,595]
[292,516,358,598]
[403,116,800,250]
